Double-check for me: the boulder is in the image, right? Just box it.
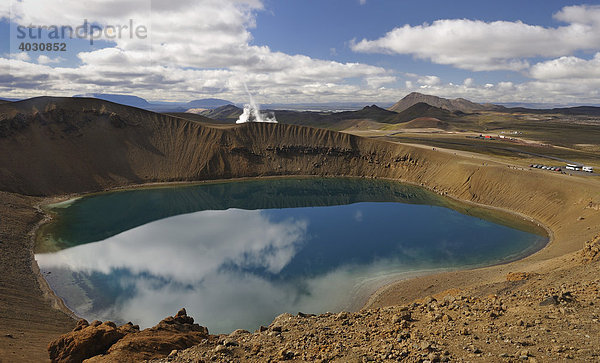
[539,295,559,306]
[48,321,126,363]
[506,272,535,281]
[582,236,600,262]
[48,308,210,363]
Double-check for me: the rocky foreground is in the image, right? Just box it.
[49,237,600,362]
[48,308,215,362]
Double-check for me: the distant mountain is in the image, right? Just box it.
[186,98,233,109]
[550,106,600,116]
[162,112,217,124]
[389,92,503,113]
[388,103,461,123]
[261,102,395,112]
[339,105,398,121]
[498,102,600,109]
[504,106,600,116]
[498,102,564,109]
[389,93,600,117]
[71,94,234,112]
[74,93,150,108]
[275,105,399,125]
[198,104,243,121]
[198,104,399,126]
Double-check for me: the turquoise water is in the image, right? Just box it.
[36,178,546,334]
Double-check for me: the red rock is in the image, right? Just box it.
[48,309,210,363]
[48,322,125,363]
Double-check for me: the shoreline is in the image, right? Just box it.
[31,174,553,325]
[29,204,80,321]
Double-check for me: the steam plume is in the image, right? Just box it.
[236,83,277,124]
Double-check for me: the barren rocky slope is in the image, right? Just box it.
[388,92,502,113]
[0,97,598,361]
[387,103,457,124]
[0,191,77,362]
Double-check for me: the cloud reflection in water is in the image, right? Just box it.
[37,199,545,334]
[38,208,399,333]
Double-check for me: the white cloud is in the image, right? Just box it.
[354,210,363,222]
[38,209,308,280]
[9,52,31,62]
[496,82,514,91]
[5,53,600,105]
[417,75,440,86]
[554,4,600,26]
[37,55,64,65]
[351,5,600,71]
[2,2,600,104]
[529,53,600,80]
[365,75,396,88]
[1,0,389,103]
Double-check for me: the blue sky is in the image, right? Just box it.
[252,0,593,87]
[2,1,600,104]
[253,0,579,58]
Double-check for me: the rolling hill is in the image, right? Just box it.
[73,93,151,108]
[273,105,399,126]
[389,92,503,113]
[198,104,243,121]
[387,102,461,124]
[389,92,600,118]
[72,94,234,112]
[198,104,399,127]
[504,105,600,116]
[185,98,233,109]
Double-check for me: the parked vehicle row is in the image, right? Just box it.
[530,163,594,173]
[530,164,562,172]
[565,164,594,173]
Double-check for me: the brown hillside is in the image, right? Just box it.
[0,97,392,196]
[163,112,219,124]
[400,117,449,129]
[387,102,459,124]
[389,92,503,113]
